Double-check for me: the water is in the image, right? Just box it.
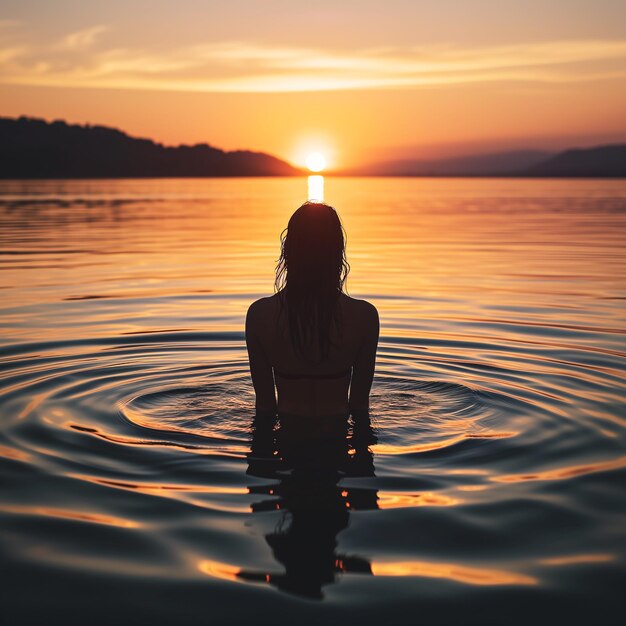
[1,177,625,625]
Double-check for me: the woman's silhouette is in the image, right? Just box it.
[244,202,379,597]
[245,201,379,432]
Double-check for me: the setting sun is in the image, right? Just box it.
[305,152,326,172]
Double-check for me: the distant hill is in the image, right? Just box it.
[341,145,626,178]
[2,116,624,179]
[0,116,302,178]
[343,150,552,177]
[524,145,626,177]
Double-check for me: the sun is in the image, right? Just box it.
[305,152,326,172]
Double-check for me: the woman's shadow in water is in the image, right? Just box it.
[242,414,380,599]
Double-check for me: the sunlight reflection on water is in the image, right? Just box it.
[308,174,324,201]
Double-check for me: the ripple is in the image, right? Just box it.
[367,378,523,459]
[120,382,254,442]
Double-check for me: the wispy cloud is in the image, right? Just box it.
[59,25,108,50]
[1,23,625,93]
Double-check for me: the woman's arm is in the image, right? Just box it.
[348,301,379,418]
[245,300,277,416]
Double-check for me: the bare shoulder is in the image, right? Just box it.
[246,294,279,324]
[339,294,379,326]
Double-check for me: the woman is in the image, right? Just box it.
[245,201,379,433]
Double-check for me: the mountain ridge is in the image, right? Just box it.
[338,146,626,178]
[340,150,553,177]
[525,145,626,177]
[1,116,624,178]
[0,116,303,178]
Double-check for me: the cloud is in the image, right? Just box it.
[0,46,26,64]
[59,25,108,50]
[1,25,625,93]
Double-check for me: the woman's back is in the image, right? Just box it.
[245,201,379,422]
[246,292,378,418]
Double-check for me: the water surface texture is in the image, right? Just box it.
[1,178,625,625]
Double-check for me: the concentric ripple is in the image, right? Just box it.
[121,379,254,441]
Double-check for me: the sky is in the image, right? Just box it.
[1,0,625,168]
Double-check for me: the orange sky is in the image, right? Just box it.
[1,1,625,167]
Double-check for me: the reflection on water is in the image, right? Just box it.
[308,174,324,201]
[242,413,377,598]
[0,177,625,624]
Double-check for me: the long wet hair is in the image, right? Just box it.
[275,202,350,360]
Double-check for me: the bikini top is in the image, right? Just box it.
[273,367,352,380]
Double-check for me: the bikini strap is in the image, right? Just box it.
[273,367,352,380]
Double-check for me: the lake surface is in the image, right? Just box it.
[1,177,625,625]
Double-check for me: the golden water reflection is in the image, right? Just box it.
[492,455,626,483]
[540,554,614,566]
[371,560,537,585]
[307,175,324,201]
[198,556,538,588]
[0,504,139,528]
